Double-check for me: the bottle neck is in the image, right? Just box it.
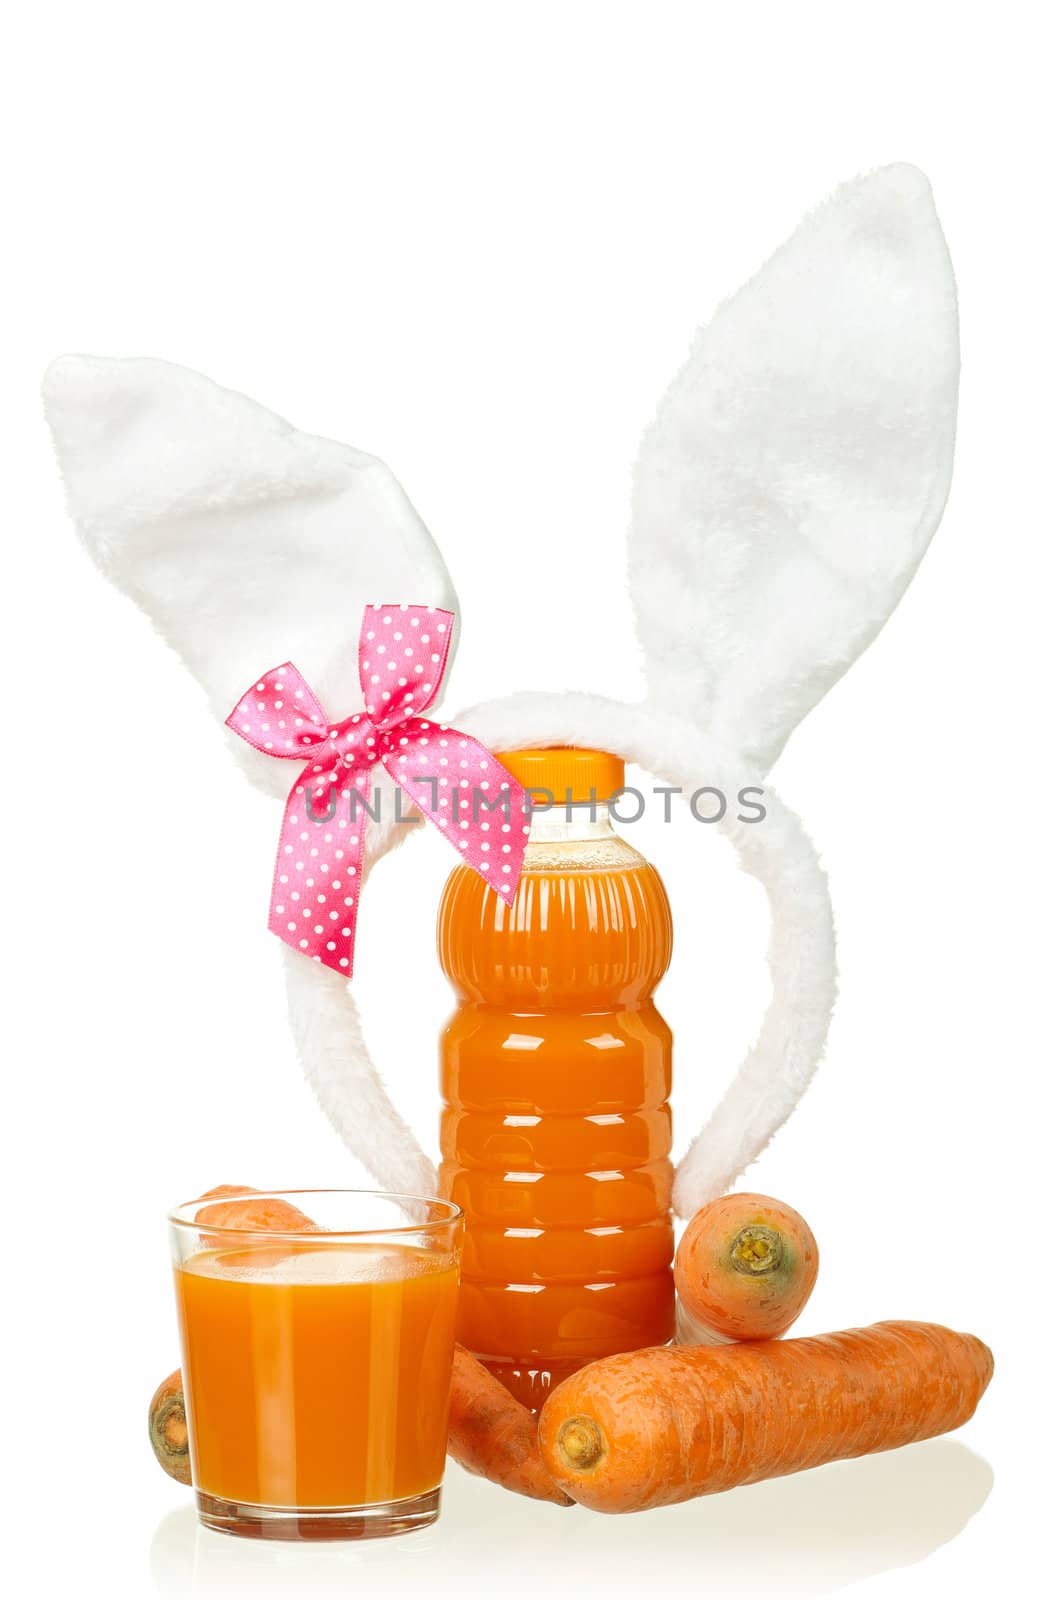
[526,802,617,845]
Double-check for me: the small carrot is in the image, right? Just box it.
[675,1192,819,1343]
[539,1321,993,1513]
[449,1345,572,1505]
[148,1369,191,1485]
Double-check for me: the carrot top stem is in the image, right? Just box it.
[148,1371,192,1486]
[729,1224,784,1276]
[559,1417,604,1471]
[160,1409,188,1452]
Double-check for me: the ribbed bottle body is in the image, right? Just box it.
[438,835,674,1410]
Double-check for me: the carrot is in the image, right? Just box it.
[448,1345,572,1505]
[675,1192,819,1343]
[539,1321,993,1512]
[148,1369,191,1485]
[148,1346,571,1505]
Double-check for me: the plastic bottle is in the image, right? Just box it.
[438,747,674,1409]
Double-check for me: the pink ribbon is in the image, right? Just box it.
[227,604,529,975]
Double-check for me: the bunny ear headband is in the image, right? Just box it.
[43,163,958,1216]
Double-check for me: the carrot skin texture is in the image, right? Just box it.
[449,1345,572,1505]
[539,1321,993,1513]
[675,1192,819,1342]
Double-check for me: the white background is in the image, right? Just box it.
[3,3,1060,1595]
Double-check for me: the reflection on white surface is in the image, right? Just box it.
[150,1439,992,1597]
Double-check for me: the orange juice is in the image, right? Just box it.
[174,1241,459,1509]
[439,748,674,1410]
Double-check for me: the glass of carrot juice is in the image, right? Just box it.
[169,1190,463,1540]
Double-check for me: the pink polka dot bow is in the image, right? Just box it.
[226,604,529,976]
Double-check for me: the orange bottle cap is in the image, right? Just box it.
[497,747,625,805]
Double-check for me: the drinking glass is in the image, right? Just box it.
[169,1189,463,1540]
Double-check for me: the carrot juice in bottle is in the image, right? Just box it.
[438,748,674,1410]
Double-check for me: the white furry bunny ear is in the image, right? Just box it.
[44,355,451,1194]
[42,356,458,797]
[627,164,959,1211]
[630,163,958,773]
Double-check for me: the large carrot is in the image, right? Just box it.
[148,1346,571,1505]
[539,1321,993,1512]
[448,1345,572,1505]
[675,1192,819,1343]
